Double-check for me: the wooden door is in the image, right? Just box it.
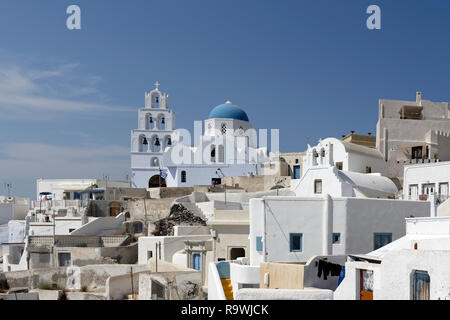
[360,269,374,300]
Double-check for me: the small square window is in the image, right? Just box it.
[332,233,341,244]
[290,233,302,252]
[256,236,263,252]
[295,159,299,164]
[366,166,372,173]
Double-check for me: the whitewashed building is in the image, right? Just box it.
[36,179,130,201]
[334,216,450,300]
[376,92,450,178]
[131,83,272,188]
[403,161,450,203]
[292,137,396,198]
[248,196,429,266]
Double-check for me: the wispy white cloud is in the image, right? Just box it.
[0,62,134,118]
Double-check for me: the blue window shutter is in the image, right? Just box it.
[290,233,303,252]
[256,237,263,252]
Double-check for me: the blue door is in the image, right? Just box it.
[293,165,300,179]
[193,253,201,271]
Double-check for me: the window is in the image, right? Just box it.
[374,233,392,250]
[133,222,143,234]
[58,252,72,267]
[289,233,302,252]
[332,233,341,244]
[422,183,435,195]
[218,145,224,163]
[221,123,227,135]
[256,236,263,252]
[314,180,322,194]
[411,146,423,160]
[295,159,299,164]
[210,145,216,162]
[193,253,201,271]
[366,166,372,173]
[336,162,343,170]
[409,184,418,200]
[293,165,301,179]
[439,183,449,198]
[181,170,187,183]
[413,271,430,300]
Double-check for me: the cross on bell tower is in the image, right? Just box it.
[154,81,160,90]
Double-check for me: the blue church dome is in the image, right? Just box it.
[208,100,249,122]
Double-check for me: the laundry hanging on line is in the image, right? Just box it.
[317,259,343,280]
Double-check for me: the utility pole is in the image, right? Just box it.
[143,197,148,236]
[155,242,158,272]
[130,266,134,300]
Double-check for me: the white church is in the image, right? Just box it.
[130,83,271,188]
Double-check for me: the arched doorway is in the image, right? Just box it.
[229,247,245,260]
[148,175,167,188]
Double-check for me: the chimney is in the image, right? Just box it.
[350,130,355,134]
[416,91,422,104]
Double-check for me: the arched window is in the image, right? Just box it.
[158,114,166,130]
[150,157,159,167]
[151,136,161,152]
[181,170,187,183]
[210,145,216,162]
[163,135,172,149]
[139,135,147,152]
[153,93,160,108]
[147,113,155,129]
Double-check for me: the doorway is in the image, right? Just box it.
[359,269,374,300]
[229,247,245,260]
[148,175,167,188]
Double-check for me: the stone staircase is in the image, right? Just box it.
[179,202,206,220]
[221,279,234,300]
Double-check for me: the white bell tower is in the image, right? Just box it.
[130,82,176,188]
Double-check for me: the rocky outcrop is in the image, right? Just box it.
[151,204,206,236]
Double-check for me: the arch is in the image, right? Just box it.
[133,221,144,234]
[163,135,172,150]
[151,91,160,108]
[145,113,155,129]
[148,175,167,188]
[138,134,147,152]
[150,157,160,167]
[181,170,187,183]
[210,144,216,163]
[157,113,166,130]
[150,135,161,152]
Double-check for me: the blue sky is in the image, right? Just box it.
[0,0,449,199]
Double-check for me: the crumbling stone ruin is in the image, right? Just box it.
[151,204,206,236]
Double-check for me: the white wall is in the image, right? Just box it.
[249,196,430,266]
[403,161,450,200]
[138,235,212,265]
